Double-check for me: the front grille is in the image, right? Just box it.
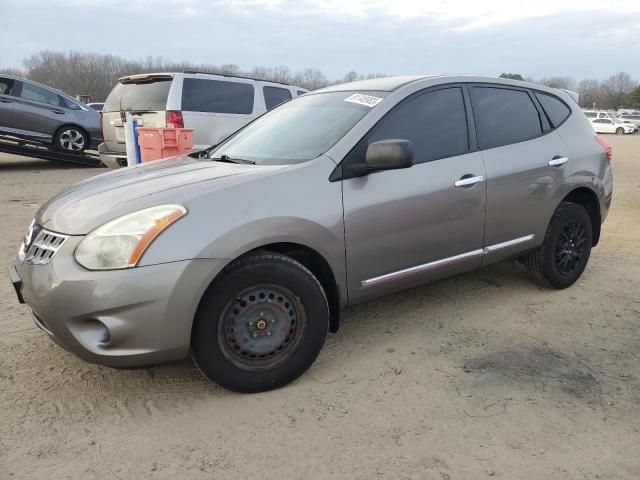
[24,229,68,265]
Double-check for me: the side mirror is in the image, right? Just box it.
[349,139,414,177]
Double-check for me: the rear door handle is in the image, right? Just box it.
[454,175,484,187]
[0,98,11,103]
[50,109,65,115]
[548,156,569,167]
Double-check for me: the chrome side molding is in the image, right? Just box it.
[361,234,535,288]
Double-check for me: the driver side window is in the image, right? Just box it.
[341,87,469,177]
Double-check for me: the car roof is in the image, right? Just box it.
[314,75,578,101]
[117,71,305,89]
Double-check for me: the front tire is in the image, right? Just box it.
[54,126,88,153]
[525,202,593,289]
[192,253,329,393]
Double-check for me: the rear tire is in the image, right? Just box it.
[191,253,329,393]
[54,126,88,153]
[525,202,593,289]
[616,127,624,135]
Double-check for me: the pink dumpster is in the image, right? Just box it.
[136,127,194,162]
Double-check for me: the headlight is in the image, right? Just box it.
[75,205,186,270]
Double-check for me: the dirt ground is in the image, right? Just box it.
[1,136,639,480]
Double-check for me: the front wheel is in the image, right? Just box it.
[525,202,593,289]
[54,126,88,153]
[616,127,624,135]
[191,253,329,392]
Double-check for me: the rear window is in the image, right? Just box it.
[263,86,292,110]
[470,86,542,150]
[103,78,172,112]
[534,92,571,128]
[182,78,254,114]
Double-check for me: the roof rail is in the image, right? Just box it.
[182,70,295,87]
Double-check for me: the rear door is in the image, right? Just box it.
[102,75,173,154]
[10,81,72,140]
[469,84,572,263]
[179,76,256,148]
[0,77,15,130]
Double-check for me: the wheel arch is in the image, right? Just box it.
[561,187,601,246]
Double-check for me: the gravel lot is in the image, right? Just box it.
[1,137,639,480]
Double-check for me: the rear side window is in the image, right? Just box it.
[182,78,254,114]
[344,87,468,170]
[104,78,172,112]
[470,86,542,150]
[19,82,61,106]
[584,112,597,118]
[263,86,292,110]
[0,78,14,95]
[535,92,571,127]
[59,96,81,110]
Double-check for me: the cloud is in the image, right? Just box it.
[1,0,639,81]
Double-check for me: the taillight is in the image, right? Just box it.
[595,135,612,161]
[166,110,184,128]
[99,112,104,141]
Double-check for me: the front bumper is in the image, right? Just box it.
[10,237,225,367]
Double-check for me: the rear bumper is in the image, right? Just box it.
[98,143,127,169]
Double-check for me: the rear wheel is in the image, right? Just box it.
[616,127,624,135]
[54,126,88,153]
[191,253,329,392]
[525,202,593,289]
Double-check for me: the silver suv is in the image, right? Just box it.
[0,75,101,153]
[10,75,613,392]
[99,72,307,168]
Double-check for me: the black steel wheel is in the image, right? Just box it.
[218,284,306,371]
[192,253,329,392]
[525,202,593,289]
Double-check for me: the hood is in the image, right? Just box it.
[37,155,287,234]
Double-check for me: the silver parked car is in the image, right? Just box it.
[9,75,613,392]
[0,75,101,153]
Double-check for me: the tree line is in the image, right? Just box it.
[1,50,638,109]
[500,72,640,110]
[0,50,387,102]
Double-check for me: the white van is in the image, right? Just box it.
[99,72,307,168]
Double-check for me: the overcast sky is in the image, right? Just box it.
[2,0,640,81]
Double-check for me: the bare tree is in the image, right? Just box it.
[294,68,328,90]
[538,76,576,91]
[0,67,26,77]
[577,79,602,108]
[602,72,636,110]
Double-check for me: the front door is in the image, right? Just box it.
[340,86,487,303]
[0,77,16,131]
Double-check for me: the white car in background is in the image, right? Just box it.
[590,117,636,135]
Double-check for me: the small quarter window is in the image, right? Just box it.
[534,92,571,128]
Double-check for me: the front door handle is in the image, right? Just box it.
[455,175,484,188]
[549,156,569,167]
[0,97,11,103]
[50,109,65,115]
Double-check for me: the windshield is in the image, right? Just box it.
[209,91,388,164]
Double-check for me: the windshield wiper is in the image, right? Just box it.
[211,154,256,165]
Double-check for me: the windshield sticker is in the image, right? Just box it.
[344,93,383,108]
